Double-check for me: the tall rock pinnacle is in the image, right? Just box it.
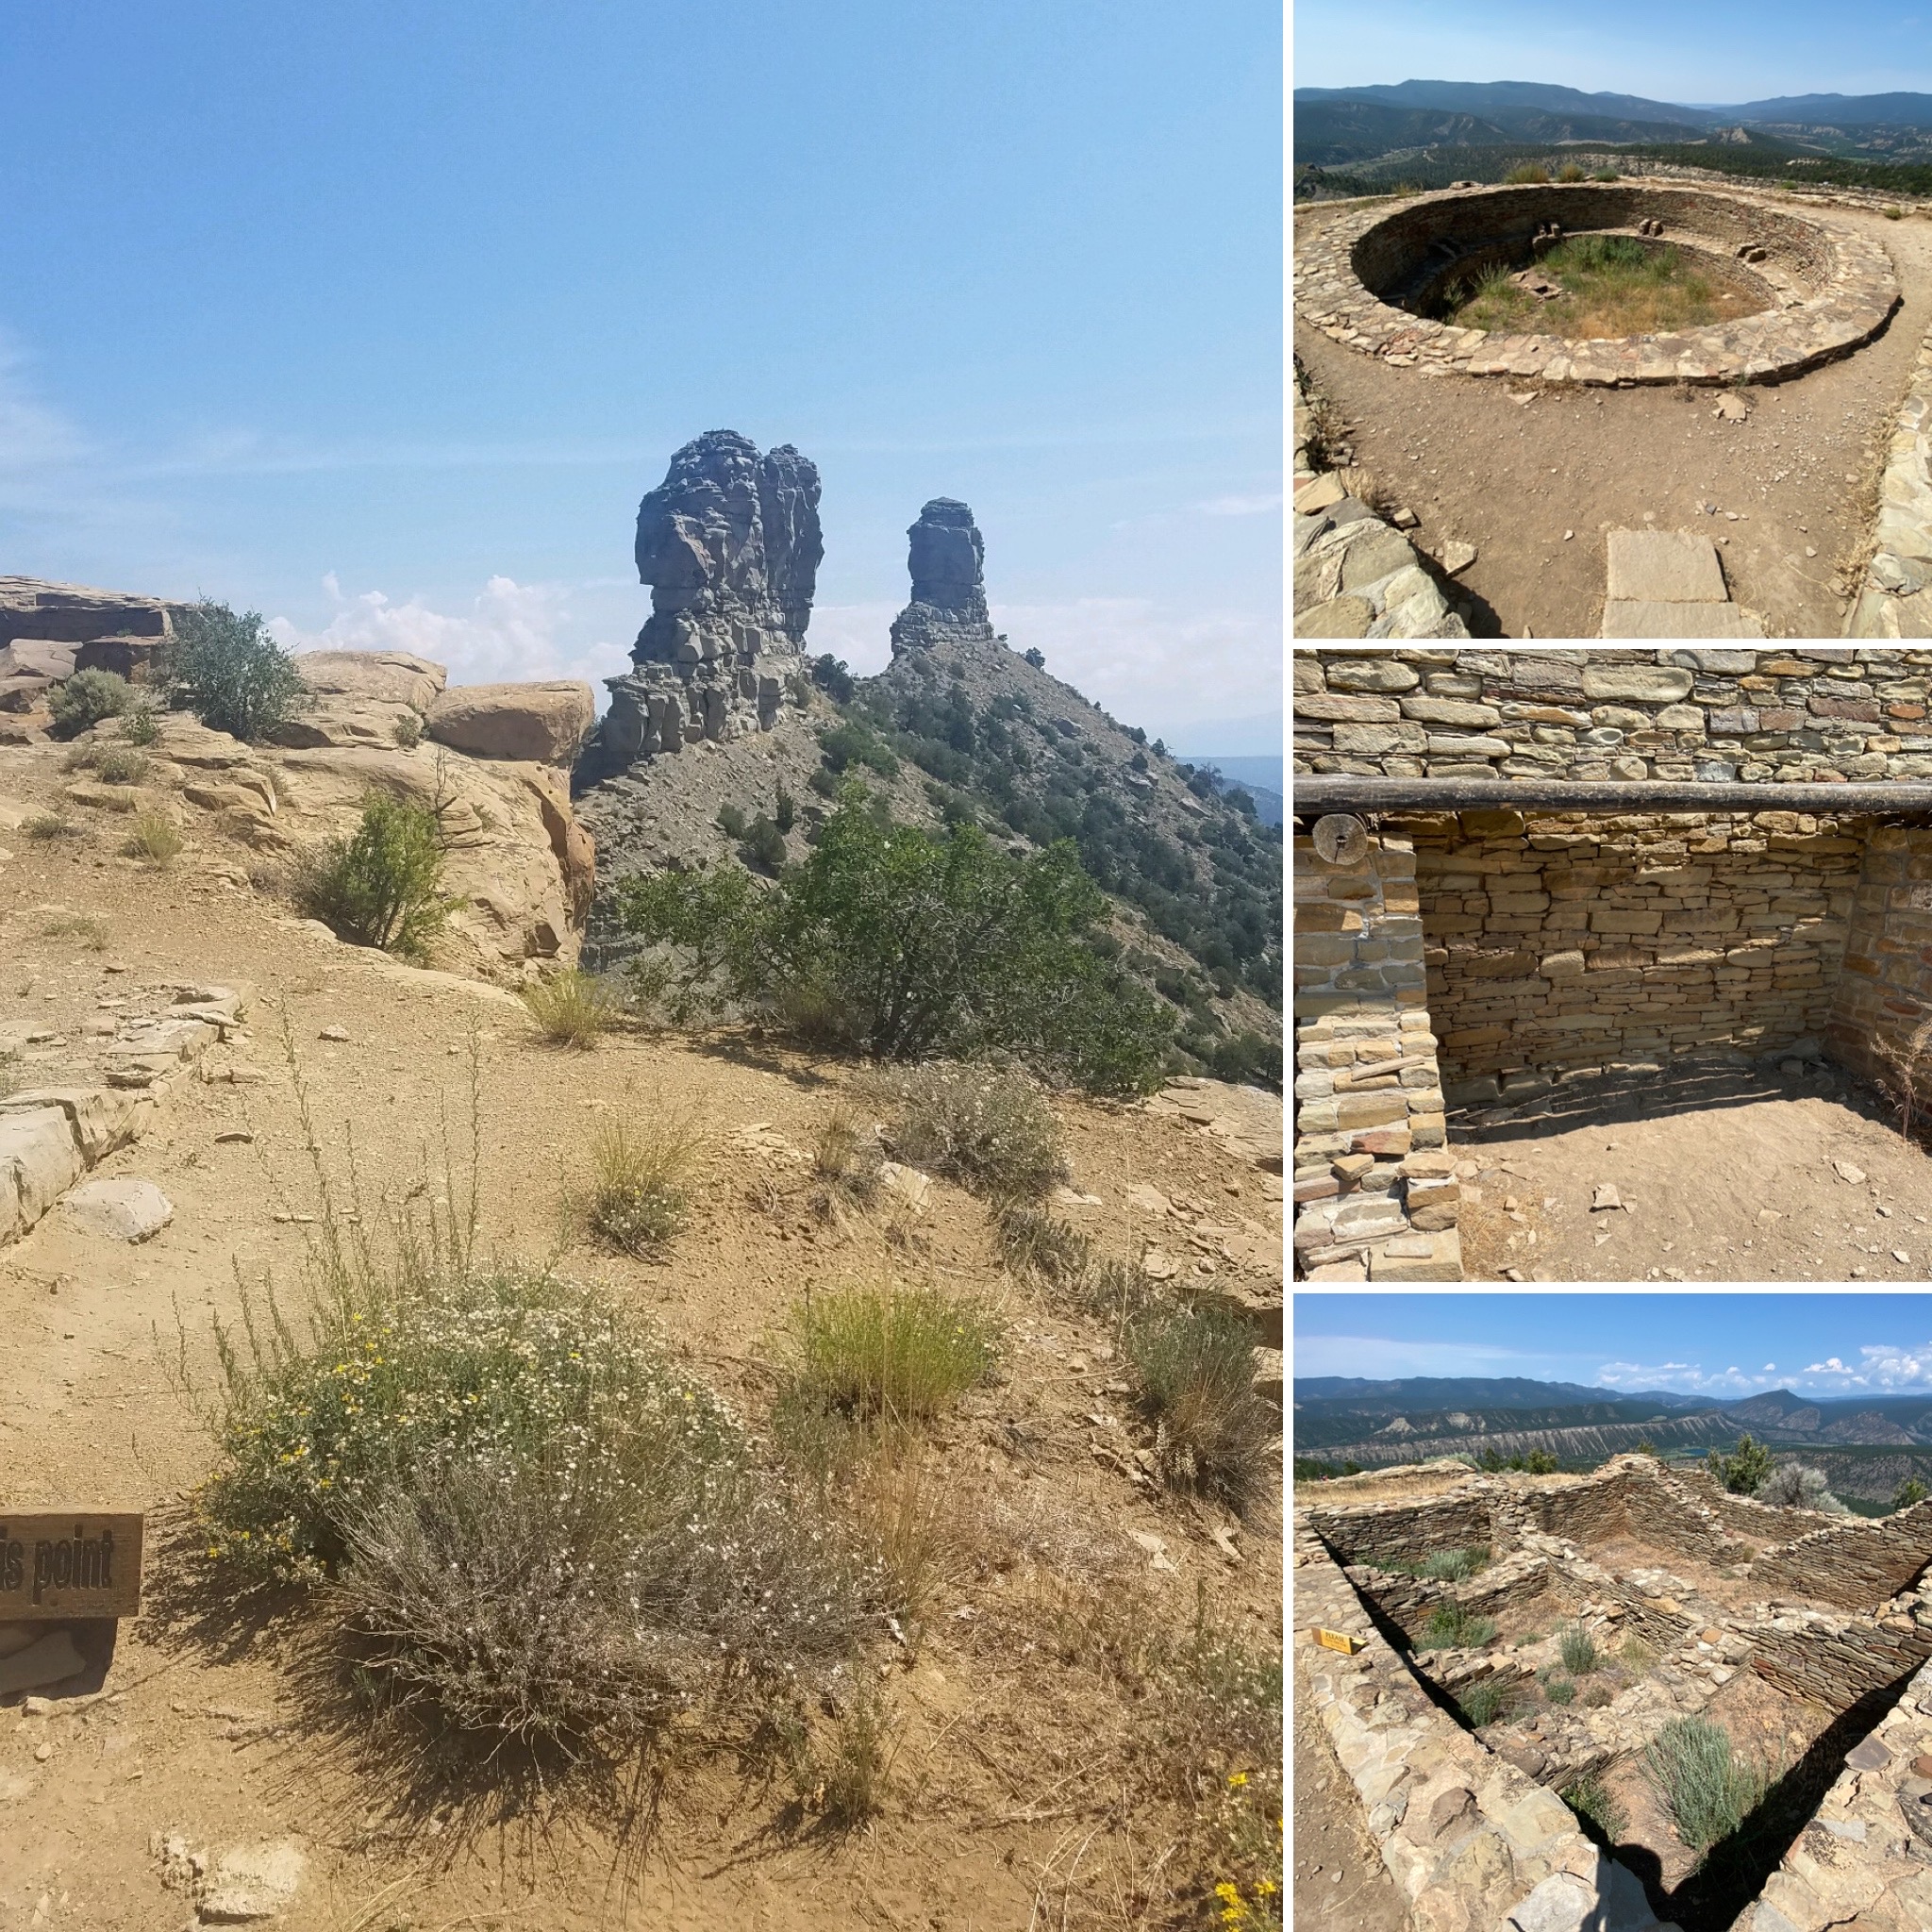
[890,498,997,655]
[593,430,822,769]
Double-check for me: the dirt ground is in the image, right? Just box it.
[1291,1669,1409,1932]
[0,772,1284,1928]
[1294,202,1932,639]
[1453,1058,1932,1283]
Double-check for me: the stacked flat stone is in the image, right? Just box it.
[1849,324,1932,637]
[1292,824,1460,1283]
[1292,364,1469,640]
[595,430,822,771]
[1294,183,1899,387]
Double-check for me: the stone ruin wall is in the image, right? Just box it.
[1749,1501,1932,1611]
[1292,647,1932,1278]
[1304,1491,1496,1570]
[1752,1613,1932,1706]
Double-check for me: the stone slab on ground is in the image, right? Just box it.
[1601,598,1764,638]
[65,1176,174,1241]
[1607,530,1729,604]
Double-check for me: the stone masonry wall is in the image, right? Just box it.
[1411,807,1861,1094]
[1750,1614,1931,1707]
[1293,646,1932,784]
[1749,1500,1932,1611]
[1305,1492,1496,1570]
[1292,826,1461,1281]
[1827,824,1932,1090]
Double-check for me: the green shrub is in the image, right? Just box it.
[620,789,1174,1094]
[1506,161,1550,184]
[391,711,423,748]
[296,792,454,960]
[1557,161,1586,183]
[774,786,796,834]
[48,669,133,738]
[741,812,787,870]
[1896,1477,1928,1511]
[1458,1678,1512,1726]
[42,913,107,950]
[122,703,160,746]
[1593,168,1619,182]
[1424,1603,1498,1649]
[1542,1674,1576,1705]
[809,654,856,704]
[819,720,899,776]
[1642,1716,1768,1852]
[23,813,79,841]
[716,803,748,839]
[1707,1433,1775,1495]
[166,601,306,741]
[90,744,149,785]
[575,1114,694,1257]
[811,1102,882,1205]
[1559,1624,1601,1674]
[883,1060,1066,1200]
[1564,1773,1626,1842]
[786,1285,999,1426]
[784,1678,900,1827]
[1419,1546,1488,1582]
[520,968,619,1049]
[1125,1300,1278,1516]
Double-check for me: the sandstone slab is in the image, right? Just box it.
[66,1176,173,1241]
[427,681,595,766]
[1606,532,1728,605]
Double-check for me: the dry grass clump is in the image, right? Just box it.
[519,968,619,1049]
[786,1284,999,1427]
[812,1102,883,1205]
[1642,1715,1770,1853]
[876,1060,1066,1201]
[1450,233,1739,340]
[23,813,80,841]
[1124,1298,1277,1517]
[573,1113,697,1257]
[42,913,108,950]
[124,810,184,866]
[1872,1011,1932,1143]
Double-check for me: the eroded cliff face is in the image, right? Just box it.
[591,430,823,773]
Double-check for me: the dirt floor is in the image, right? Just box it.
[0,773,1284,1927]
[1293,201,1932,639]
[1291,1667,1409,1932]
[1452,1058,1932,1283]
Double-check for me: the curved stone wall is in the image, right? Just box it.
[1296,182,1900,386]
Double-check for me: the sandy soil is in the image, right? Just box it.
[1291,1668,1409,1932]
[0,769,1284,1928]
[1294,202,1932,639]
[1452,1058,1931,1283]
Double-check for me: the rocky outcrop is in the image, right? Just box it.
[275,649,448,750]
[589,430,822,774]
[0,577,175,648]
[889,498,999,654]
[426,680,593,766]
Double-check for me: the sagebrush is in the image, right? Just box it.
[297,792,455,960]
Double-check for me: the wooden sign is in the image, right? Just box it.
[0,1513,142,1619]
[1313,1626,1365,1655]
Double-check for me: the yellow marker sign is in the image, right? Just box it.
[0,1512,142,1620]
[1314,1627,1364,1655]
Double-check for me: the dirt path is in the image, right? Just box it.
[1454,1059,1931,1282]
[1292,1667,1410,1932]
[1294,202,1932,639]
[0,766,1284,1928]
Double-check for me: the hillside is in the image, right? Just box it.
[0,649,1285,1926]
[576,454,1282,1090]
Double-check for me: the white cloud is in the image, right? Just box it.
[1194,491,1283,517]
[1799,1344,1932,1391]
[267,575,633,697]
[1595,1359,1774,1395]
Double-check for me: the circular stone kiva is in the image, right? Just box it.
[1294,183,1901,387]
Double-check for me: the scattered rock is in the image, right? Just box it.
[1833,1159,1867,1185]
[1439,540,1478,575]
[1141,1248,1178,1281]
[1124,1183,1173,1216]
[213,1130,254,1145]
[1591,1183,1623,1212]
[1713,392,1751,421]
[196,1840,306,1924]
[875,1161,932,1214]
[65,1177,173,1242]
[1391,507,1419,529]
[318,1025,351,1042]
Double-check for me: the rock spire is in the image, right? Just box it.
[890,498,998,655]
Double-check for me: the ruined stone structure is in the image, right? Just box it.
[1296,1455,1932,1932]
[1295,182,1899,387]
[1292,646,1932,1278]
[592,430,821,773]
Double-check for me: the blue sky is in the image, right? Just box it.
[1,3,1281,752]
[1295,1293,1932,1397]
[1294,0,1932,105]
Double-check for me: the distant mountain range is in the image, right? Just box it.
[1294,79,1932,167]
[1294,1374,1932,1467]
